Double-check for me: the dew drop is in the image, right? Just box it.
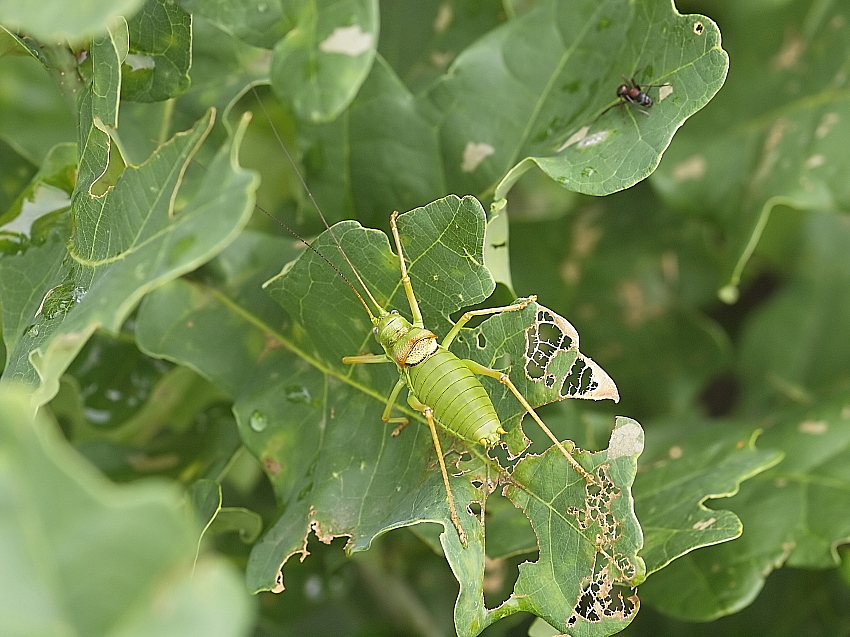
[249,410,268,431]
[36,281,87,321]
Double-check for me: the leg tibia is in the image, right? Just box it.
[462,359,595,484]
[407,393,468,547]
[441,296,536,348]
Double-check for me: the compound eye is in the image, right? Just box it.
[372,326,379,335]
[391,309,399,315]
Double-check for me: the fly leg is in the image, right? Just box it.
[407,392,468,547]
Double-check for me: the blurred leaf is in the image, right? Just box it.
[270,0,379,122]
[62,331,174,434]
[299,54,445,228]
[176,0,290,48]
[0,47,76,159]
[510,184,731,419]
[620,566,850,637]
[0,0,144,40]
[738,212,850,412]
[51,355,239,484]
[634,421,783,576]
[652,0,850,300]
[122,0,192,102]
[189,477,221,528]
[0,32,258,409]
[190,479,263,547]
[212,508,264,543]
[640,392,850,620]
[0,137,37,222]
[0,384,254,636]
[0,142,77,253]
[378,0,506,92]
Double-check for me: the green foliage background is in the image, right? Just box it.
[1,0,850,635]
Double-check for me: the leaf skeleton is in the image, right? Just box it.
[256,102,610,548]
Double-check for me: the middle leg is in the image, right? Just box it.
[407,392,468,547]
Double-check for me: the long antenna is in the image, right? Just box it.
[249,85,384,316]
[261,204,375,320]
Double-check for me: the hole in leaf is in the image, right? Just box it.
[569,562,639,625]
[493,352,511,370]
[523,303,619,402]
[477,332,486,348]
[560,358,599,397]
[483,554,530,610]
[693,20,704,35]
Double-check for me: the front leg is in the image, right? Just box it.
[383,378,409,436]
[342,353,391,364]
[342,353,410,435]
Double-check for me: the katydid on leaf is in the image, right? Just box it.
[251,102,619,548]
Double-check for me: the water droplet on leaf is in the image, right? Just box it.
[249,410,268,431]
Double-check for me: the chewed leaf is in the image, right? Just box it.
[566,466,640,628]
[450,299,619,457]
[504,417,645,636]
[136,192,642,636]
[524,305,620,402]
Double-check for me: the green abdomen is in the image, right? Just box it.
[405,348,501,446]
